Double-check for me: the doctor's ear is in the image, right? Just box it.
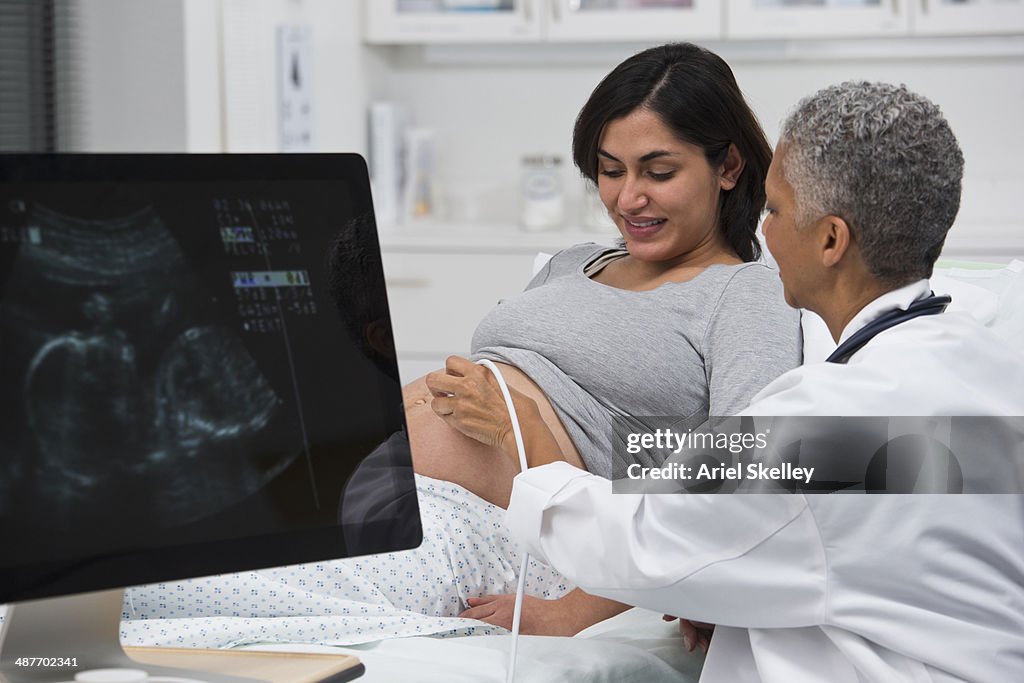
[818,215,853,268]
[717,144,744,191]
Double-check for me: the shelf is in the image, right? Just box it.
[413,35,1024,64]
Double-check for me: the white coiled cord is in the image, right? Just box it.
[475,359,529,683]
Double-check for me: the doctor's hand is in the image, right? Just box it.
[425,356,536,457]
[459,594,579,637]
[664,615,715,654]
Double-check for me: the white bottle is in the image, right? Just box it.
[520,155,565,232]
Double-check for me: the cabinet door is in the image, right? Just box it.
[544,0,722,41]
[912,0,1024,35]
[727,0,910,38]
[365,0,544,43]
[381,250,535,358]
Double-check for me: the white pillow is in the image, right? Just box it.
[800,260,1024,364]
[935,260,1024,345]
[532,251,554,277]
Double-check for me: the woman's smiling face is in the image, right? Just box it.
[597,108,735,265]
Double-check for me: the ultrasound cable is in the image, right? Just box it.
[474,359,530,683]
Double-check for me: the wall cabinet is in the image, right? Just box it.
[913,0,1024,36]
[730,0,1024,39]
[544,0,721,42]
[366,1,541,43]
[366,0,722,44]
[381,249,533,380]
[365,0,1024,43]
[378,225,608,382]
[726,0,909,40]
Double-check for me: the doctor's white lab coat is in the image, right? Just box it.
[505,281,1024,682]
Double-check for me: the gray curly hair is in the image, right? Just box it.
[779,81,964,286]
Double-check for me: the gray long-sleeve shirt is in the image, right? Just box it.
[471,243,801,477]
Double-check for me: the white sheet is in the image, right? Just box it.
[240,607,703,683]
[121,475,571,647]
[0,604,702,681]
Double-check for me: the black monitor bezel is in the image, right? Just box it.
[0,153,421,603]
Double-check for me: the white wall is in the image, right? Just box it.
[76,0,373,156]
[368,41,1024,248]
[367,47,603,224]
[734,55,1024,240]
[73,4,1024,253]
[182,0,224,152]
[218,0,374,154]
[77,0,189,151]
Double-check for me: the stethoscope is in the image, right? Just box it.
[826,293,952,364]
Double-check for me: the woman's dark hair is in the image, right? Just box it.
[573,43,771,262]
[327,213,398,383]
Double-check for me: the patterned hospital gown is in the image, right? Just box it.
[121,475,573,647]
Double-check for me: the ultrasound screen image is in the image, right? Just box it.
[0,157,417,594]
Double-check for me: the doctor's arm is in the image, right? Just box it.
[505,465,817,627]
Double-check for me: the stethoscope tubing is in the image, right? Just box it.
[826,294,951,364]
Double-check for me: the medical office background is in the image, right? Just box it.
[4,0,1024,383]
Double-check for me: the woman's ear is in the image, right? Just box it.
[718,143,745,191]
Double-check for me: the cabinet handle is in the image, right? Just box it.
[385,277,431,289]
[551,0,561,22]
[920,0,928,15]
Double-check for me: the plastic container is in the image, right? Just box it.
[520,155,564,231]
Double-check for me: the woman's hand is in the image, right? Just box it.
[663,615,715,654]
[460,589,630,637]
[459,594,580,637]
[425,356,534,456]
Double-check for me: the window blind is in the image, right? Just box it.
[0,0,79,152]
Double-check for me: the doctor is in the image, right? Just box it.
[433,82,1024,681]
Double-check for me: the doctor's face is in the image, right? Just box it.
[762,145,816,310]
[597,109,734,264]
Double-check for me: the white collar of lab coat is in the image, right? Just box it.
[836,279,931,347]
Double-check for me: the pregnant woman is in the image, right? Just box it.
[408,42,799,507]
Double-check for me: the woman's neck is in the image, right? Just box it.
[598,242,742,291]
[636,235,741,274]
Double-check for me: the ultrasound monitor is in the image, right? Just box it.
[0,154,421,682]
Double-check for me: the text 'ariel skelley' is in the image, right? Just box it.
[625,461,815,484]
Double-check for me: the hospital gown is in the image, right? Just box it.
[122,474,570,647]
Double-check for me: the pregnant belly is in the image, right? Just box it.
[401,361,585,508]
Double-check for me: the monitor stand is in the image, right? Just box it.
[0,589,363,683]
